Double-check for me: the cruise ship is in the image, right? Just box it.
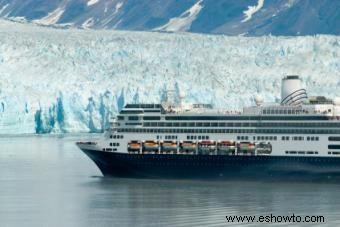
[77,76,340,180]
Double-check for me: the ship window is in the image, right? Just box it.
[316,137,319,141]
[187,136,190,140]
[307,137,310,141]
[298,151,305,154]
[198,136,202,140]
[143,116,161,121]
[173,122,180,127]
[118,116,124,120]
[329,137,340,141]
[128,116,139,121]
[219,122,226,127]
[328,145,340,150]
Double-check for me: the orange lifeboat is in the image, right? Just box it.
[143,140,159,151]
[180,141,197,153]
[128,140,141,153]
[162,140,178,152]
[217,141,236,153]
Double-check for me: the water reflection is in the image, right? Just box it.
[1,135,340,227]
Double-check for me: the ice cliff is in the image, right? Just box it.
[0,20,339,134]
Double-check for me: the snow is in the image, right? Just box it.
[0,19,339,134]
[87,0,100,6]
[242,0,265,23]
[34,6,65,25]
[155,0,204,32]
[102,2,123,27]
[0,4,9,15]
[82,18,94,29]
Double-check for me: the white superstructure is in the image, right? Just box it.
[81,76,340,158]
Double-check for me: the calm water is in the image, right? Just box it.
[1,135,340,227]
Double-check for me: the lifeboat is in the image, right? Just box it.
[198,140,216,154]
[162,140,178,152]
[128,140,141,153]
[180,141,197,153]
[256,142,272,155]
[143,140,159,151]
[238,142,256,153]
[217,141,236,154]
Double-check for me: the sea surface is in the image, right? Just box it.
[1,134,340,227]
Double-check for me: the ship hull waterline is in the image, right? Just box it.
[81,148,340,181]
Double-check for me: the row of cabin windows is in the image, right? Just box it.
[164,116,329,121]
[103,148,117,152]
[328,145,340,150]
[124,104,162,109]
[187,135,210,140]
[329,137,340,141]
[307,136,319,141]
[128,116,139,121]
[282,136,319,141]
[142,121,340,128]
[238,136,277,141]
[126,122,143,126]
[117,128,340,134]
[110,135,124,139]
[156,135,178,140]
[110,143,120,146]
[285,151,319,155]
[238,136,249,140]
[262,109,304,115]
[329,151,340,155]
[253,136,277,141]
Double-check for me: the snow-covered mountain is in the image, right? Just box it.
[0,20,339,134]
[0,0,339,35]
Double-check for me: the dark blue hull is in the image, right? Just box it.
[82,149,340,181]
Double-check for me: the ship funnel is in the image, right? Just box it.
[281,75,308,106]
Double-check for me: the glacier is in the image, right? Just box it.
[0,20,339,134]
